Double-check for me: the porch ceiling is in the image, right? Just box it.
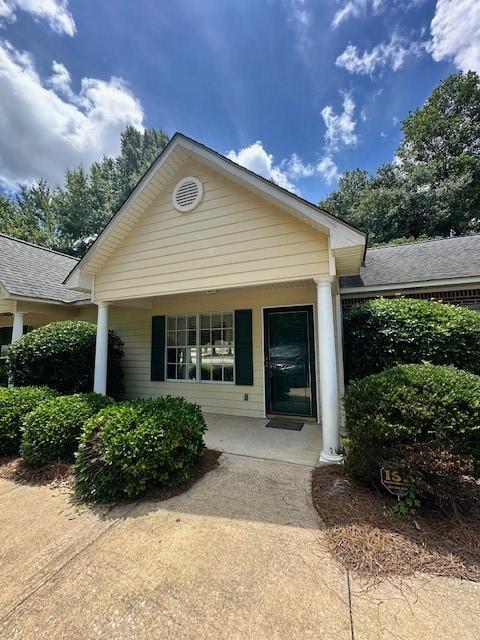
[109,278,318,309]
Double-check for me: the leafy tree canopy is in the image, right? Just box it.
[0,126,169,256]
[320,71,480,245]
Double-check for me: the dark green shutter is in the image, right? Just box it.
[235,309,253,386]
[151,316,166,381]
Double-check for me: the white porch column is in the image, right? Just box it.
[314,278,343,464]
[11,312,25,343]
[8,311,26,387]
[93,302,110,395]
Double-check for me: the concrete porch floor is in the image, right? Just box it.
[203,412,322,466]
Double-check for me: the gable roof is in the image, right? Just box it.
[0,234,88,303]
[341,235,480,291]
[65,133,366,290]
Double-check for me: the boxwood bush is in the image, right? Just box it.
[0,386,58,455]
[8,321,124,396]
[344,298,480,381]
[21,393,114,467]
[74,396,206,502]
[344,364,480,483]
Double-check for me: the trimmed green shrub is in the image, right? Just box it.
[387,442,478,514]
[75,396,206,502]
[0,364,7,387]
[8,321,124,396]
[0,386,58,455]
[344,297,480,381]
[344,364,480,483]
[21,393,114,467]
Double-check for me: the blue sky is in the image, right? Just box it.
[0,0,478,202]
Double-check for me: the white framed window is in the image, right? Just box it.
[166,312,235,383]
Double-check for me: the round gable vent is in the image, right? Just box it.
[172,176,203,212]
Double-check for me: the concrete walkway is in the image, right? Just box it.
[204,412,322,465]
[0,454,479,639]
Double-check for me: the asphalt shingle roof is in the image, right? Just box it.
[341,235,480,290]
[0,234,88,303]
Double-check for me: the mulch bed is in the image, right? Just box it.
[0,448,222,503]
[312,465,480,582]
[0,456,74,488]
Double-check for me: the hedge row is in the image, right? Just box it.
[0,386,206,502]
[344,297,480,381]
[344,363,480,483]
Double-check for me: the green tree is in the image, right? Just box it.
[320,71,480,244]
[0,126,169,256]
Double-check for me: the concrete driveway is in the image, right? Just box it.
[0,453,479,640]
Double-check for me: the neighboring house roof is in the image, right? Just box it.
[65,132,367,291]
[341,235,480,291]
[0,234,88,303]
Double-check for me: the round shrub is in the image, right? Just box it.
[344,297,480,381]
[8,320,124,396]
[21,393,114,467]
[344,364,480,483]
[0,386,58,455]
[74,396,206,502]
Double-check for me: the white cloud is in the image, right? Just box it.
[332,0,384,29]
[0,0,75,36]
[48,59,72,96]
[321,91,358,150]
[316,156,340,184]
[282,0,311,55]
[227,141,297,192]
[336,34,425,75]
[0,40,144,188]
[226,141,342,193]
[283,152,315,178]
[429,0,480,73]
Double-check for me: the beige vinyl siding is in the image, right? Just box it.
[94,161,330,301]
[0,300,14,314]
[104,285,319,419]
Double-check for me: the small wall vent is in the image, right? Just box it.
[172,176,203,212]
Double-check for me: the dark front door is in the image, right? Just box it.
[264,306,316,418]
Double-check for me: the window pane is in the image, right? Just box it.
[167,348,176,363]
[188,330,196,346]
[212,365,223,381]
[200,314,210,329]
[200,330,210,346]
[201,363,211,380]
[167,331,175,346]
[176,364,186,379]
[167,364,176,379]
[188,364,197,380]
[212,313,222,328]
[176,330,187,346]
[224,365,234,382]
[177,316,186,330]
[188,315,197,330]
[212,329,221,345]
[177,347,186,364]
[224,328,233,344]
[222,313,233,329]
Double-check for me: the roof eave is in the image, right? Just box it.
[340,274,480,295]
